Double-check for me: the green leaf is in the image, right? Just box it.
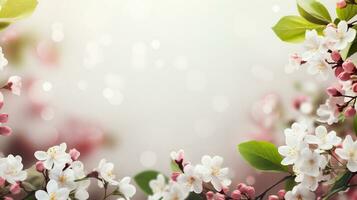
[353,116,357,136]
[323,171,353,200]
[272,16,325,43]
[238,140,289,172]
[337,4,357,21]
[285,176,297,191]
[134,170,162,195]
[0,0,38,22]
[170,160,181,172]
[187,192,204,200]
[297,0,331,24]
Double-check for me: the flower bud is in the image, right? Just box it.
[326,87,342,97]
[338,71,351,81]
[10,183,20,194]
[277,189,286,199]
[268,195,279,200]
[353,83,357,93]
[245,186,256,199]
[331,51,341,62]
[171,172,180,181]
[342,59,356,73]
[69,148,80,161]
[0,113,8,123]
[231,190,241,200]
[0,177,5,187]
[236,183,247,190]
[335,66,344,77]
[206,191,214,200]
[4,197,13,200]
[337,0,347,8]
[0,126,12,136]
[35,161,45,172]
[345,107,356,117]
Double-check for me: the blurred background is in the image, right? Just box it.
[0,0,339,199]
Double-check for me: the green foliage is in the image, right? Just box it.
[285,176,297,191]
[272,16,325,43]
[134,170,163,195]
[297,0,331,25]
[238,140,289,172]
[187,192,204,200]
[170,160,181,172]
[323,172,354,200]
[0,0,37,21]
[337,4,357,21]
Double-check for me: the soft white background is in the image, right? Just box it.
[6,0,338,196]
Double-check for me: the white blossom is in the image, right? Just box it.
[335,135,357,172]
[305,125,341,150]
[199,155,231,191]
[162,182,189,200]
[96,159,119,186]
[324,21,356,50]
[49,167,76,190]
[34,143,71,170]
[302,30,324,61]
[149,174,167,198]
[35,180,70,200]
[285,53,303,73]
[117,177,136,200]
[284,184,316,200]
[317,97,343,125]
[295,148,327,177]
[278,123,309,165]
[306,53,330,79]
[177,165,208,193]
[0,154,27,184]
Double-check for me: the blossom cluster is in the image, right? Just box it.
[0,143,136,200]
[285,19,357,125]
[147,150,262,200]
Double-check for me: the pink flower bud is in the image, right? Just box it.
[35,161,45,172]
[236,183,247,190]
[0,113,8,123]
[69,148,80,161]
[231,190,242,200]
[4,76,21,96]
[4,197,13,200]
[206,191,214,200]
[215,193,225,200]
[245,186,256,199]
[331,51,341,62]
[337,0,347,8]
[0,177,5,187]
[326,87,342,97]
[345,107,356,117]
[0,126,12,136]
[338,71,351,81]
[277,190,286,199]
[222,186,229,194]
[342,59,356,73]
[268,195,279,200]
[335,66,344,77]
[171,172,180,181]
[10,183,20,194]
[353,83,357,93]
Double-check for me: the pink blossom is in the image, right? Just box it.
[0,126,12,136]
[342,59,356,73]
[337,0,347,8]
[345,107,356,117]
[5,76,21,96]
[69,148,80,161]
[35,161,45,172]
[10,182,20,194]
[331,51,341,62]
